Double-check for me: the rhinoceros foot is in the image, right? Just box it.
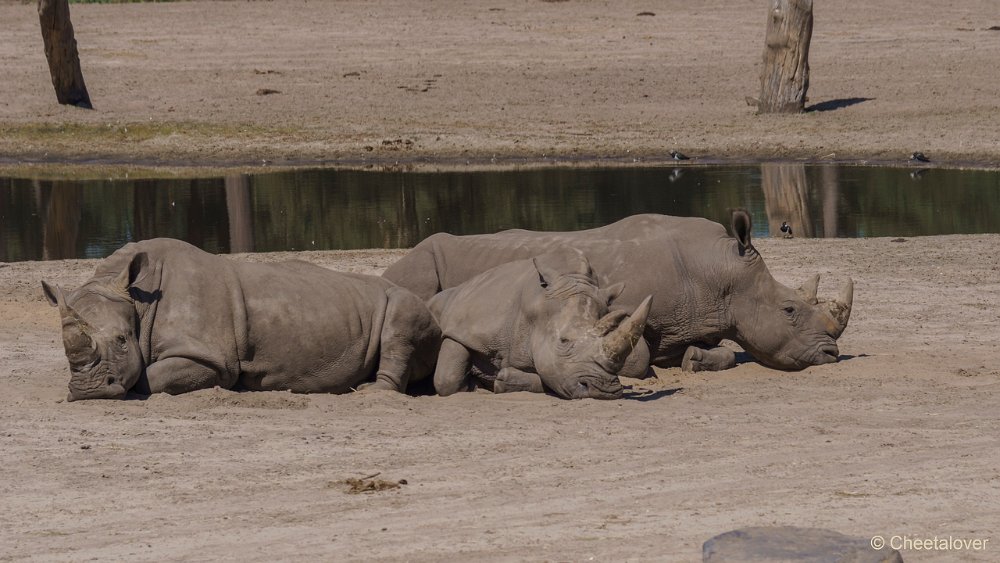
[493,368,545,394]
[355,379,399,392]
[681,346,736,373]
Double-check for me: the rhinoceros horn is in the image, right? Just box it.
[601,295,652,364]
[62,310,100,368]
[822,278,854,339]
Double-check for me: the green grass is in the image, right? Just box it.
[1,121,289,144]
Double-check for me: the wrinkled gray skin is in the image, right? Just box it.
[384,211,853,372]
[428,247,652,400]
[42,238,441,401]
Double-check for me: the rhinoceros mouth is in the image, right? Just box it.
[818,344,840,362]
[67,382,127,402]
[571,379,624,400]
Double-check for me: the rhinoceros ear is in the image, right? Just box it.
[599,282,626,306]
[41,280,64,308]
[796,274,820,304]
[730,209,753,256]
[533,256,553,288]
[111,252,149,298]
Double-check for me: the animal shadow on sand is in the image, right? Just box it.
[733,351,866,366]
[624,386,683,402]
[806,97,873,112]
[836,354,865,362]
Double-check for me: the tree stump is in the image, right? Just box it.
[756,0,812,114]
[38,0,92,109]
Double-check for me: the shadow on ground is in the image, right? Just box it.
[807,97,873,112]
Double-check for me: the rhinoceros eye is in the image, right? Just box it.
[782,305,796,317]
[116,334,128,349]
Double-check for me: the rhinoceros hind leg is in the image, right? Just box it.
[493,367,545,394]
[362,287,443,393]
[434,338,475,396]
[146,357,227,395]
[681,346,736,373]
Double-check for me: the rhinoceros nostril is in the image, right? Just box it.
[107,376,116,385]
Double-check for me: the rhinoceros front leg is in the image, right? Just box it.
[493,367,545,394]
[359,287,442,393]
[433,338,475,396]
[144,357,227,395]
[681,346,737,373]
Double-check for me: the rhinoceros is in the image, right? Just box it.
[383,211,853,372]
[42,238,441,401]
[428,247,652,399]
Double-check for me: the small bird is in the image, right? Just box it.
[669,150,690,161]
[780,221,793,239]
[909,152,930,163]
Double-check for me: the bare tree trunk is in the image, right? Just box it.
[38,0,92,109]
[225,175,255,253]
[756,0,812,114]
[760,163,813,237]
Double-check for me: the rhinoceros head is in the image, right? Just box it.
[527,249,652,399]
[41,253,147,401]
[727,210,854,370]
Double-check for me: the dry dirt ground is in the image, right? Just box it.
[2,236,999,561]
[1,0,999,167]
[2,0,1000,560]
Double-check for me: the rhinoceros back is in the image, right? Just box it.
[385,214,725,299]
[233,261,389,393]
[120,239,393,393]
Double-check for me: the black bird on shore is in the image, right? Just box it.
[780,222,793,239]
[669,150,690,161]
[909,152,930,163]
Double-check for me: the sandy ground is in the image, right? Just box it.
[1,0,999,168]
[2,0,1000,560]
[2,236,999,561]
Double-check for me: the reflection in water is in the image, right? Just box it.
[1,165,999,262]
[225,175,254,253]
[761,163,814,238]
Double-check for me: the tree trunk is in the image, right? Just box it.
[756,0,812,114]
[38,0,92,109]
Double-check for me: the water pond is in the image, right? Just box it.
[2,163,998,261]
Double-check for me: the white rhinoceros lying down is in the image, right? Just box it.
[428,247,652,400]
[42,238,441,401]
[383,210,854,372]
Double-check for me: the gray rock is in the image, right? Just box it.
[702,527,903,562]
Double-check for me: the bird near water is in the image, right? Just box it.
[909,152,930,163]
[669,150,690,161]
[780,222,793,239]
